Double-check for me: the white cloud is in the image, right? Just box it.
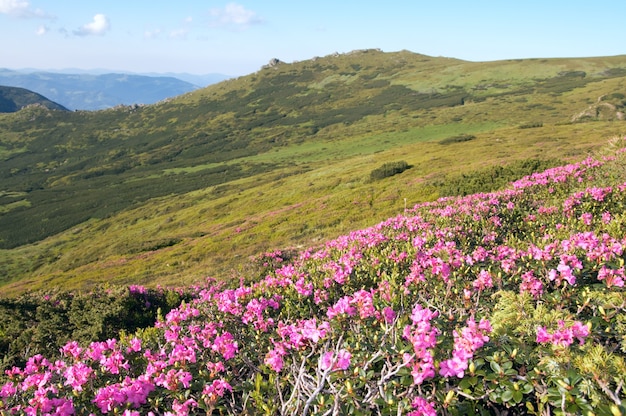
[209,2,262,28]
[144,28,162,39]
[74,13,110,36]
[169,28,188,39]
[0,0,51,19]
[35,24,47,35]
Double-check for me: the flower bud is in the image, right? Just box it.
[444,390,455,404]
[610,404,622,416]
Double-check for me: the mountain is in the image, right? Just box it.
[0,49,625,295]
[139,72,231,87]
[0,85,68,113]
[0,69,204,110]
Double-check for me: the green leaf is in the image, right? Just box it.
[459,378,472,390]
[490,361,502,373]
[501,389,514,402]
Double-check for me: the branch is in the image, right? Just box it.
[302,335,344,416]
[596,378,622,406]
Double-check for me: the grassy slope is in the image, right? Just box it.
[1,50,625,295]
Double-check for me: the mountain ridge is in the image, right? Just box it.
[0,69,217,110]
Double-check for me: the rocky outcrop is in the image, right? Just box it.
[263,58,284,69]
[571,93,626,122]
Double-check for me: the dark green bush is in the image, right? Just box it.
[369,160,410,180]
[0,285,191,372]
[438,134,476,145]
[519,121,543,129]
[434,158,562,196]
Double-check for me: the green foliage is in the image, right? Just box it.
[434,158,563,196]
[519,121,543,129]
[0,285,190,372]
[438,134,476,145]
[369,160,410,180]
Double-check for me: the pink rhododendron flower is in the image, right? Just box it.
[326,296,356,319]
[211,332,238,360]
[440,318,491,379]
[597,265,625,287]
[127,338,142,353]
[0,381,16,398]
[320,349,351,372]
[63,362,93,391]
[382,306,396,324]
[408,396,437,416]
[264,347,285,372]
[335,349,352,370]
[472,269,494,291]
[536,320,590,347]
[520,270,544,298]
[93,385,126,413]
[203,379,232,404]
[60,341,83,360]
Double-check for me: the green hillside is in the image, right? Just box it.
[1,50,625,295]
[0,85,68,113]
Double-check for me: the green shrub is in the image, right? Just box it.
[434,158,562,196]
[438,134,476,145]
[0,285,191,372]
[369,160,410,180]
[519,121,543,129]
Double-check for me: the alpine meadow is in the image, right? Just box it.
[1,49,626,415]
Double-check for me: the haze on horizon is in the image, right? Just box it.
[1,0,625,77]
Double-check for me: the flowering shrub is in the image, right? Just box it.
[1,139,626,414]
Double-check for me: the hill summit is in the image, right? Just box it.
[0,85,68,113]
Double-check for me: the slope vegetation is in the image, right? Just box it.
[0,50,626,294]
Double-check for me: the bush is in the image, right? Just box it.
[0,285,191,372]
[434,158,562,196]
[438,134,476,145]
[369,160,410,180]
[519,121,543,129]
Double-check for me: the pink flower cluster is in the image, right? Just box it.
[326,289,378,320]
[536,320,590,347]
[402,304,440,385]
[407,396,437,416]
[320,349,352,372]
[264,318,331,372]
[439,318,492,379]
[1,301,237,414]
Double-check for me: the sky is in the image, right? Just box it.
[1,0,625,77]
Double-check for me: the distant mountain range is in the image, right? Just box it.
[0,69,231,111]
[0,85,68,112]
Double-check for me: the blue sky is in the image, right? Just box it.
[1,0,625,76]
